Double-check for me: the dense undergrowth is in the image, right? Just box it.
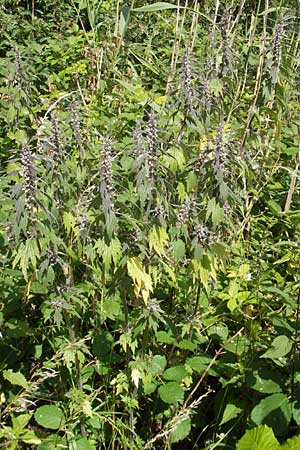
[0,0,300,448]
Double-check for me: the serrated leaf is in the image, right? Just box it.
[236,425,279,450]
[220,403,243,425]
[251,393,292,434]
[172,239,185,262]
[151,355,167,376]
[281,436,300,450]
[156,331,175,344]
[127,256,153,305]
[261,335,292,361]
[3,370,28,389]
[170,417,191,443]
[186,355,212,372]
[12,414,31,432]
[246,368,282,394]
[132,2,179,12]
[34,405,65,430]
[163,366,188,381]
[149,226,169,256]
[158,382,184,404]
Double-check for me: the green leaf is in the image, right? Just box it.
[220,403,243,426]
[37,434,66,450]
[261,335,292,362]
[132,2,179,12]
[158,382,184,404]
[93,332,114,358]
[170,417,191,443]
[236,425,279,450]
[163,366,188,381]
[34,405,65,430]
[151,355,167,376]
[156,331,175,344]
[246,369,282,394]
[250,393,292,435]
[186,355,212,372]
[3,370,29,389]
[209,78,223,96]
[172,239,185,262]
[20,430,41,445]
[12,414,32,432]
[281,436,300,450]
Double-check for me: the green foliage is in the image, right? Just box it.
[0,0,300,448]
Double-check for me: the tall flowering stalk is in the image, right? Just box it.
[50,115,63,164]
[176,197,196,228]
[146,112,158,182]
[219,9,233,75]
[182,49,194,116]
[70,100,84,158]
[271,18,285,83]
[214,125,227,173]
[100,138,115,215]
[21,145,36,209]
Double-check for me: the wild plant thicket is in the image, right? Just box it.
[0,1,300,449]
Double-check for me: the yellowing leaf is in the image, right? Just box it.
[149,226,169,256]
[127,257,153,305]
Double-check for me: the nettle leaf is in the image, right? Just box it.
[261,335,292,363]
[186,355,212,372]
[151,355,167,376]
[170,417,191,443]
[236,425,279,450]
[3,369,28,389]
[251,393,292,434]
[163,366,188,381]
[246,368,282,394]
[220,403,243,426]
[158,382,184,404]
[172,239,185,262]
[34,405,65,430]
[156,330,175,344]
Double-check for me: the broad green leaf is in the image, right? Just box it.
[156,331,175,344]
[170,417,191,443]
[251,393,292,434]
[12,414,31,432]
[20,430,41,445]
[34,405,65,430]
[151,355,167,376]
[158,382,184,404]
[220,403,243,426]
[132,2,179,12]
[172,239,185,262]
[3,370,28,389]
[185,355,212,372]
[261,335,292,361]
[246,369,282,394]
[163,366,188,381]
[93,332,113,358]
[176,339,197,351]
[236,425,279,450]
